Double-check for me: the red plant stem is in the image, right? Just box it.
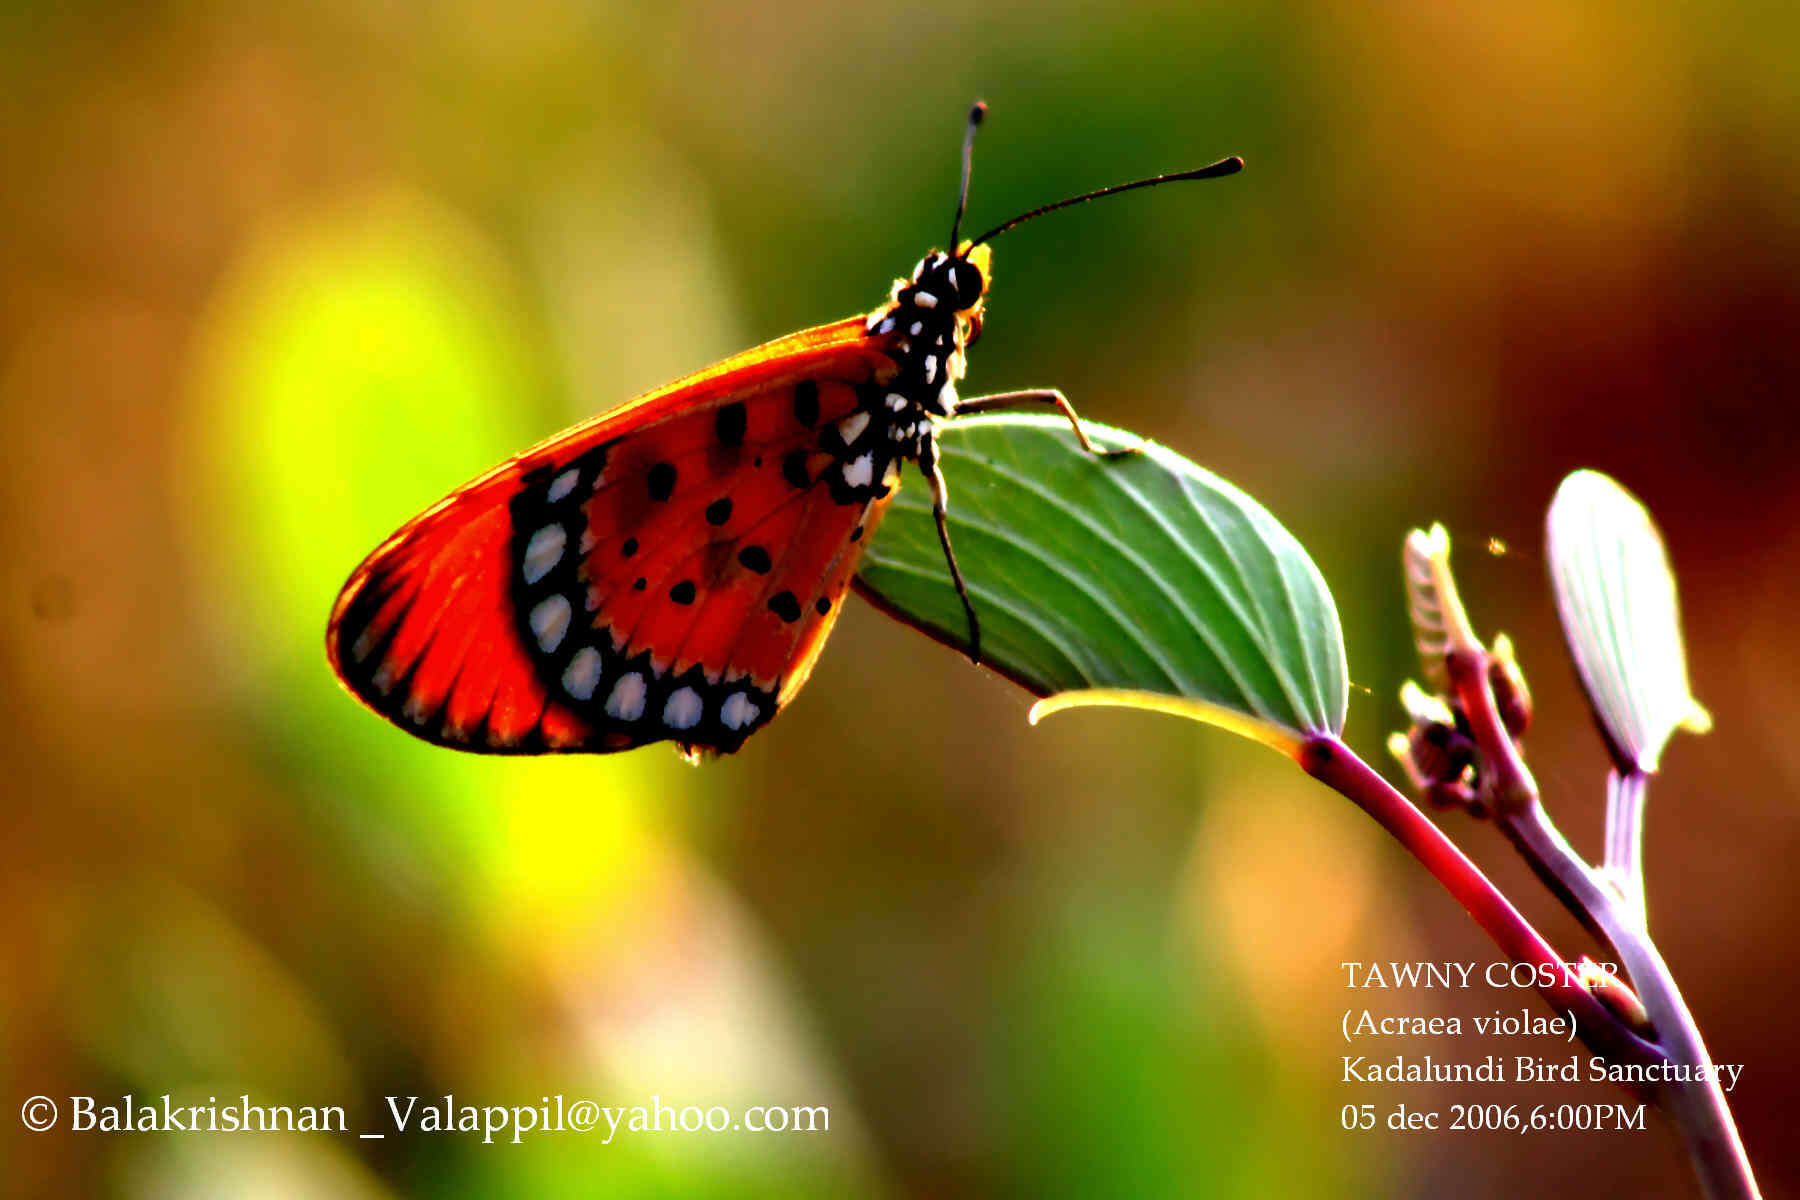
[1297,735,1661,1071]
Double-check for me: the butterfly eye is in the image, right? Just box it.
[943,262,980,309]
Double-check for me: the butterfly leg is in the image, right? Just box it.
[917,440,981,664]
[955,389,1137,459]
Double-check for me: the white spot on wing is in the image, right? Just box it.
[522,523,566,584]
[530,594,572,653]
[923,355,938,385]
[909,321,922,336]
[721,691,761,731]
[663,686,703,730]
[885,392,908,411]
[562,646,602,700]
[605,672,647,721]
[547,468,580,503]
[842,453,874,488]
[913,291,938,309]
[838,411,870,443]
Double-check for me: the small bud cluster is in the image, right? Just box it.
[1388,636,1533,818]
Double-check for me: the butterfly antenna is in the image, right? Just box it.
[948,100,987,249]
[968,155,1244,248]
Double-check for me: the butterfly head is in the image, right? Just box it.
[914,243,991,314]
[903,241,992,347]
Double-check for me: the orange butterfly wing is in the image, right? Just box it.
[327,316,902,756]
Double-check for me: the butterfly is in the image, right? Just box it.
[327,103,1241,759]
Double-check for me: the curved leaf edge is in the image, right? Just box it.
[1027,688,1305,758]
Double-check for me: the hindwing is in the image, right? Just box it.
[328,317,903,755]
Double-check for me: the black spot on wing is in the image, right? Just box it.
[768,590,801,623]
[782,452,810,489]
[793,381,819,427]
[715,402,747,446]
[647,462,677,502]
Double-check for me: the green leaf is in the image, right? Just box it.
[854,415,1347,752]
[1546,470,1711,773]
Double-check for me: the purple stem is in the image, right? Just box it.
[1444,650,1759,1199]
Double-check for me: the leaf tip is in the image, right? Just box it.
[1681,701,1714,736]
[1406,523,1451,562]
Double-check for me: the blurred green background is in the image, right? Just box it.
[4,1,1797,1196]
